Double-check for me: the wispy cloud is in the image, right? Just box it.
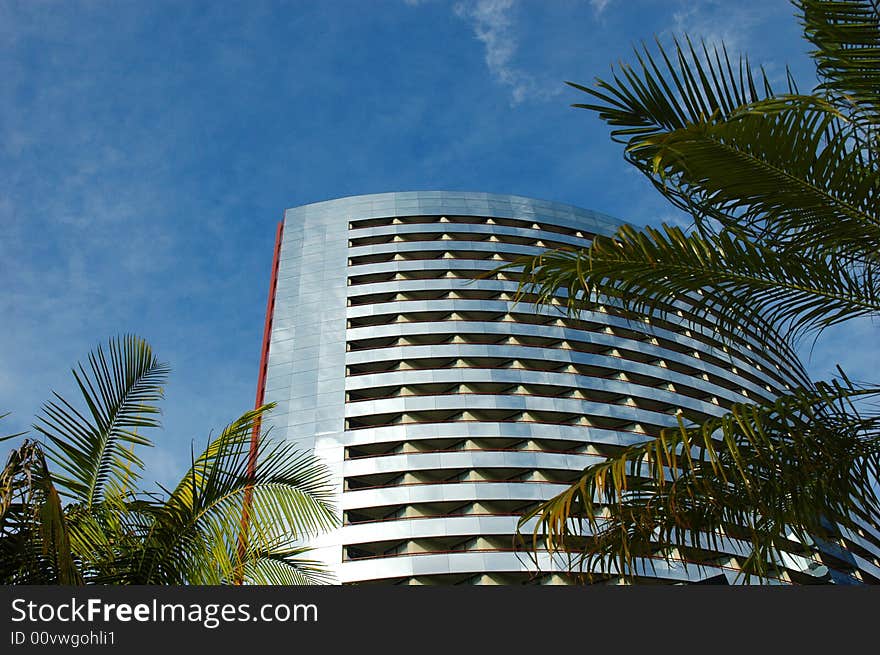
[664,1,811,94]
[590,0,611,15]
[451,0,558,105]
[668,0,765,55]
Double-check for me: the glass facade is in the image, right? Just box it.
[259,191,880,585]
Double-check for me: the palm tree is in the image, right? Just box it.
[513,0,880,582]
[0,335,337,584]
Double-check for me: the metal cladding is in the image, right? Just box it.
[260,191,880,585]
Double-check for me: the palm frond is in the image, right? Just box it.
[519,381,880,582]
[34,335,170,508]
[639,98,880,260]
[511,224,880,349]
[0,440,80,584]
[571,39,880,257]
[0,412,27,444]
[232,542,335,585]
[138,405,337,584]
[571,36,774,148]
[797,0,880,143]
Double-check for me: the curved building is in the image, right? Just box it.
[257,191,880,585]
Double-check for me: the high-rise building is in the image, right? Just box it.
[257,191,880,585]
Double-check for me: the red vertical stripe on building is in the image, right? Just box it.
[255,218,285,409]
[236,218,284,582]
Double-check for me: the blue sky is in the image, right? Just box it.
[2,0,875,490]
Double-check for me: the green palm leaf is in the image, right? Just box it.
[519,381,880,582]
[570,39,880,258]
[34,335,169,508]
[138,404,337,584]
[512,224,880,348]
[798,0,880,141]
[639,99,880,260]
[572,36,776,145]
[233,542,336,585]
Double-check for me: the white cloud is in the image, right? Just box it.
[668,0,767,55]
[452,0,557,105]
[590,0,611,15]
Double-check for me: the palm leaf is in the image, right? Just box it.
[570,39,880,258]
[511,224,880,349]
[138,404,337,584]
[571,36,776,146]
[519,381,880,582]
[232,541,335,585]
[34,335,169,507]
[797,0,880,142]
[0,440,80,584]
[638,98,880,261]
